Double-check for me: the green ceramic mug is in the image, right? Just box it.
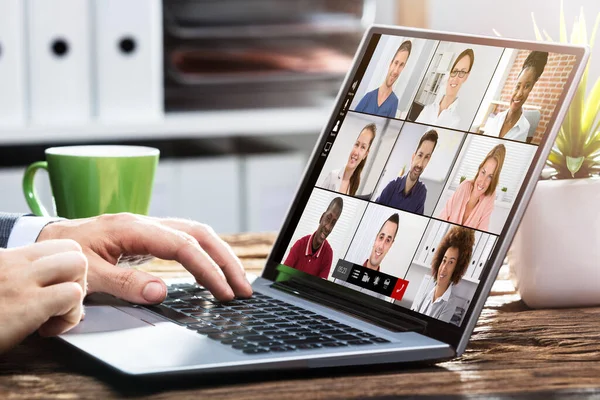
[23,145,159,218]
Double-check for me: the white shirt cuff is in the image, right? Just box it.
[6,216,63,248]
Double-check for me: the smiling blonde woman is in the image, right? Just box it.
[438,144,506,231]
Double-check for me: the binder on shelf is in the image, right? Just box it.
[465,231,483,280]
[467,233,487,282]
[474,236,497,280]
[417,220,441,265]
[94,0,163,122]
[0,0,26,126]
[424,222,448,266]
[27,0,92,124]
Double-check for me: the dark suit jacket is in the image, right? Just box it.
[0,213,22,248]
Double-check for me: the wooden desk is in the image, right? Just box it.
[2,233,599,399]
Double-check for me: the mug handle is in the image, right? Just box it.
[23,161,51,217]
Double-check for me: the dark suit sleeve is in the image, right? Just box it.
[0,213,23,248]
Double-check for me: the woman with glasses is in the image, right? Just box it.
[415,49,474,129]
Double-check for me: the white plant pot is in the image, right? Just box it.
[508,177,600,308]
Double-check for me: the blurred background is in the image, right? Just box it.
[0,0,597,233]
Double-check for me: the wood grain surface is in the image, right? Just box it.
[1,233,599,399]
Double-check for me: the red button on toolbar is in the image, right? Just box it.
[390,278,409,301]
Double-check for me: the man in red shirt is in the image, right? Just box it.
[363,213,399,272]
[284,197,343,279]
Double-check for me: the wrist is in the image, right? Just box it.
[36,220,62,242]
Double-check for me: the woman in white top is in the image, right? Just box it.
[415,48,474,130]
[483,51,548,143]
[320,123,376,196]
[411,225,475,324]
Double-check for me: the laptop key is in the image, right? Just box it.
[283,337,331,346]
[262,318,287,324]
[230,329,258,337]
[274,323,297,329]
[196,327,221,335]
[233,343,258,350]
[318,329,345,336]
[270,334,297,341]
[221,338,246,346]
[371,337,391,343]
[296,343,322,350]
[322,342,348,348]
[143,304,198,325]
[357,332,376,338]
[332,334,360,341]
[243,348,270,354]
[208,333,235,341]
[186,323,209,330]
[286,328,313,335]
[346,340,372,346]
[242,335,269,342]
[257,341,283,348]
[269,346,296,352]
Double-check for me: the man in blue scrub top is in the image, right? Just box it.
[355,40,412,118]
[375,129,438,214]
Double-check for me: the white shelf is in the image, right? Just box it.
[411,260,479,284]
[0,104,333,145]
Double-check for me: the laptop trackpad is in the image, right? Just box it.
[68,306,151,334]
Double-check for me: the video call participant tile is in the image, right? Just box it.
[432,134,536,235]
[407,41,504,132]
[343,203,428,279]
[370,122,465,217]
[470,49,577,145]
[396,220,497,326]
[350,35,438,120]
[316,112,402,198]
[281,188,367,280]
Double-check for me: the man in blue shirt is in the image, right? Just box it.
[354,40,412,118]
[375,129,439,214]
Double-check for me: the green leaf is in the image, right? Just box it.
[590,12,600,48]
[566,156,585,177]
[584,139,600,157]
[579,7,588,45]
[547,150,565,166]
[559,0,568,43]
[532,12,544,41]
[581,76,600,133]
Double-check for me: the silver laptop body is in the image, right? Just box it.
[59,25,588,376]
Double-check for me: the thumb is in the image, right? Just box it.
[87,253,167,304]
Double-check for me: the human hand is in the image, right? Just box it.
[37,213,253,305]
[0,240,87,353]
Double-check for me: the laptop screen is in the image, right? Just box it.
[264,28,583,333]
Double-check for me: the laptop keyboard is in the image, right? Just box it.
[142,283,390,355]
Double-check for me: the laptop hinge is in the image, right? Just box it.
[272,277,427,333]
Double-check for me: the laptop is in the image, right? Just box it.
[60,25,588,376]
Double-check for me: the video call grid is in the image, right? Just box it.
[279,33,577,326]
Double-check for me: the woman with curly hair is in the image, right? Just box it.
[411,225,475,323]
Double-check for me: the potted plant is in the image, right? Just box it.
[508,5,600,308]
[500,186,508,202]
[459,175,467,184]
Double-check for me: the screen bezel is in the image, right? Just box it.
[261,25,589,350]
